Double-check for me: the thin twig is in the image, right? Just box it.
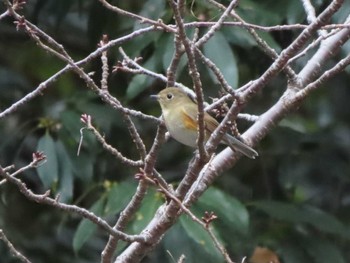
[296,53,350,98]
[100,35,110,91]
[240,0,345,100]
[195,48,235,95]
[80,114,143,167]
[101,122,168,263]
[206,0,299,83]
[177,254,186,263]
[0,25,159,120]
[288,27,342,64]
[0,165,145,244]
[8,7,148,159]
[118,47,188,90]
[183,0,348,210]
[0,161,35,186]
[0,9,9,20]
[195,0,238,47]
[237,113,260,122]
[297,14,350,86]
[166,32,184,87]
[301,0,327,36]
[97,0,174,32]
[101,180,149,263]
[143,174,234,263]
[143,124,169,190]
[184,21,350,31]
[0,229,32,263]
[169,0,208,160]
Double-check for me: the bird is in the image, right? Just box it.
[151,87,258,159]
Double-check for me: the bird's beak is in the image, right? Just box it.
[150,94,159,101]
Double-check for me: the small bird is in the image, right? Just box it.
[151,87,258,159]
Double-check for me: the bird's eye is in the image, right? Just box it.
[166,93,173,100]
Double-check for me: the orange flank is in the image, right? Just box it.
[181,108,197,131]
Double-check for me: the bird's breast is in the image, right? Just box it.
[163,108,198,148]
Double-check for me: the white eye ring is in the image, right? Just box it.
[166,93,173,100]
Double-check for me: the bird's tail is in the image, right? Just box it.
[224,134,258,159]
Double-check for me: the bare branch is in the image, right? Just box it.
[206,0,299,83]
[0,229,32,263]
[118,47,188,90]
[0,25,158,120]
[166,32,184,87]
[241,0,344,98]
[0,165,145,244]
[184,21,350,31]
[5,6,149,159]
[140,173,235,263]
[102,121,168,263]
[80,114,143,167]
[99,34,110,91]
[0,162,33,186]
[169,0,208,160]
[287,27,343,64]
[101,180,149,263]
[301,0,328,36]
[177,254,186,263]
[184,0,347,210]
[297,53,350,98]
[97,0,175,32]
[195,0,238,47]
[298,16,350,85]
[0,9,9,20]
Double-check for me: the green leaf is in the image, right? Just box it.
[303,206,349,238]
[203,32,238,88]
[279,118,308,133]
[76,102,122,130]
[179,215,222,260]
[130,189,163,234]
[286,0,305,24]
[47,0,74,27]
[104,181,137,215]
[164,222,221,263]
[126,55,158,100]
[37,133,59,188]
[197,187,249,235]
[253,201,349,238]
[279,243,311,263]
[301,237,346,263]
[222,27,257,48]
[135,0,165,30]
[73,197,105,252]
[60,110,83,142]
[70,152,94,181]
[332,0,350,23]
[280,115,320,133]
[122,32,160,58]
[56,141,73,203]
[126,74,149,100]
[238,0,284,26]
[256,31,281,52]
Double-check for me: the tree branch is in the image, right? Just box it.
[0,163,145,244]
[0,229,32,263]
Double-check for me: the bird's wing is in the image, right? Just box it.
[181,104,219,133]
[180,105,198,131]
[203,112,219,133]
